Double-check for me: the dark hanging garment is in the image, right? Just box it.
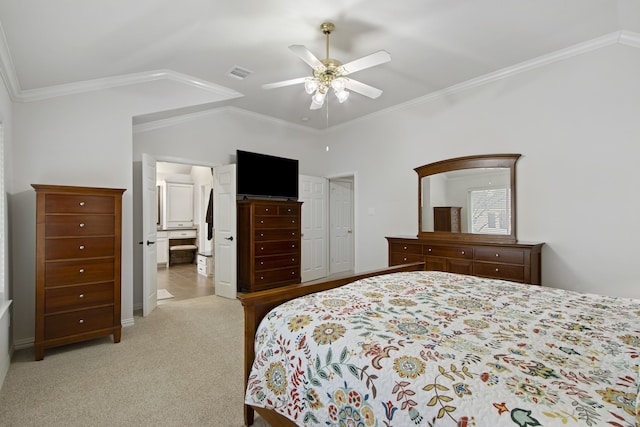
[206,189,213,240]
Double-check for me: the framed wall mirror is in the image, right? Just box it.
[416,154,520,243]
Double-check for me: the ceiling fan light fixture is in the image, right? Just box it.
[312,90,326,105]
[335,90,350,103]
[304,77,319,94]
[331,77,347,92]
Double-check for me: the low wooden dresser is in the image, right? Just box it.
[237,199,302,292]
[33,184,125,360]
[387,236,543,285]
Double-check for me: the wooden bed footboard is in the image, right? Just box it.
[238,262,425,426]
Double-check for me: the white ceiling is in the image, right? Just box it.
[1,0,639,130]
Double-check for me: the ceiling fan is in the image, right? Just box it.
[262,22,391,110]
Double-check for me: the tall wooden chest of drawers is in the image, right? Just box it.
[32,184,125,360]
[237,199,302,292]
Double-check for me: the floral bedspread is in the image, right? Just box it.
[245,271,640,426]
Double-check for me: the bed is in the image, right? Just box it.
[239,264,640,426]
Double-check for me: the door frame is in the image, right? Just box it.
[140,154,219,315]
[327,172,356,274]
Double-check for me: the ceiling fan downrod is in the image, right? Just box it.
[321,22,335,61]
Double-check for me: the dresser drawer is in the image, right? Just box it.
[255,216,299,229]
[425,257,473,275]
[252,204,280,215]
[474,247,524,265]
[474,262,524,282]
[390,252,423,265]
[255,240,299,256]
[167,229,196,239]
[45,194,115,214]
[45,282,114,313]
[44,306,114,340]
[278,205,299,216]
[389,242,422,255]
[424,245,473,259]
[45,215,114,237]
[45,237,114,260]
[255,254,299,271]
[253,267,300,286]
[45,258,114,287]
[254,228,299,241]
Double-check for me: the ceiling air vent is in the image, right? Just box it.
[227,66,252,80]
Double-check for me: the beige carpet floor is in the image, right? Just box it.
[0,295,270,427]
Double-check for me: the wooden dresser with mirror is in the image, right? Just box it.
[387,154,544,285]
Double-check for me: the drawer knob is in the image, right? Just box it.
[403,257,407,261]
[79,268,85,273]
[291,232,295,236]
[428,248,432,252]
[260,276,264,280]
[79,245,85,250]
[260,233,264,237]
[260,247,264,251]
[291,244,295,248]
[461,251,465,255]
[260,261,264,265]
[495,253,500,257]
[403,246,407,250]
[260,220,264,224]
[79,223,85,228]
[79,294,84,298]
[495,268,500,272]
[265,208,269,212]
[79,319,84,324]
[79,201,85,206]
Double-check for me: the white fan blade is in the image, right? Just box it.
[339,50,391,75]
[262,77,307,90]
[289,45,326,71]
[345,79,383,99]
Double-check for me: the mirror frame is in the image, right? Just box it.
[416,153,521,243]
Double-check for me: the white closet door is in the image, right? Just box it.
[330,179,354,274]
[299,175,328,282]
[214,164,237,299]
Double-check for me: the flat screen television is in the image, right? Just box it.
[236,150,299,200]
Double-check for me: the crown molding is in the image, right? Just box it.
[133,105,322,135]
[15,69,242,102]
[329,30,640,132]
[619,30,640,48]
[0,25,19,101]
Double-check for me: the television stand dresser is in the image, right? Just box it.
[237,199,302,293]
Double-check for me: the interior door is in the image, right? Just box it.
[142,153,158,316]
[330,179,354,274]
[214,164,237,299]
[299,175,328,282]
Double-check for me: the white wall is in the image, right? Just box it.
[0,69,13,388]
[10,91,136,346]
[131,109,324,308]
[323,43,640,298]
[9,84,239,347]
